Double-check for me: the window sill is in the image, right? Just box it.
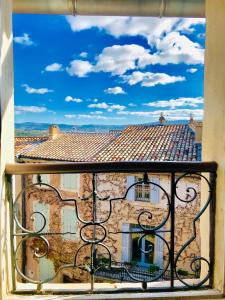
[136,198,151,202]
[60,188,79,193]
[5,288,223,300]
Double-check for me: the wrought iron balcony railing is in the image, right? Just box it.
[5,161,217,294]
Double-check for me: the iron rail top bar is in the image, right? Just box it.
[5,161,217,175]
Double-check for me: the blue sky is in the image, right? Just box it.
[13,14,205,125]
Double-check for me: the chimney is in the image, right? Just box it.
[49,125,60,139]
[194,121,203,143]
[188,116,202,143]
[189,113,194,124]
[159,112,166,125]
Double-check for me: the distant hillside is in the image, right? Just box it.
[15,120,188,136]
[15,129,48,137]
[15,122,127,136]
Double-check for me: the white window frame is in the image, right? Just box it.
[135,176,160,203]
[135,177,151,201]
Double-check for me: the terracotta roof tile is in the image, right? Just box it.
[18,132,116,162]
[16,125,201,162]
[94,124,201,162]
[15,136,48,156]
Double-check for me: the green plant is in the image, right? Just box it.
[148,264,160,273]
[177,268,189,276]
[96,256,111,266]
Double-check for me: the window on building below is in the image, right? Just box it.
[33,174,50,185]
[61,174,80,191]
[136,177,150,201]
[126,175,160,203]
[135,176,160,203]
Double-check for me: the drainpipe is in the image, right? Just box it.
[13,0,205,17]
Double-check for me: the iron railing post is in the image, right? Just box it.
[170,172,175,289]
[91,172,97,292]
[209,171,217,288]
[6,174,16,292]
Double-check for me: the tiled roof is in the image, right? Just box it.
[94,124,201,162]
[18,132,116,162]
[16,124,201,162]
[15,136,48,156]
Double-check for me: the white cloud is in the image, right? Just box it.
[80,52,88,58]
[64,113,124,120]
[21,84,54,94]
[66,60,93,77]
[67,16,205,66]
[123,71,185,87]
[90,111,103,115]
[108,104,126,112]
[153,32,204,65]
[176,19,205,33]
[66,16,204,43]
[66,44,150,77]
[137,32,204,67]
[15,111,22,115]
[88,102,109,109]
[67,40,203,79]
[128,103,137,107]
[186,68,198,74]
[66,17,204,80]
[144,97,204,109]
[45,63,63,72]
[78,114,107,120]
[15,106,47,113]
[88,102,126,112]
[65,114,107,120]
[95,44,150,75]
[64,114,76,119]
[66,16,126,35]
[14,33,34,46]
[65,96,83,103]
[118,108,203,120]
[104,86,126,95]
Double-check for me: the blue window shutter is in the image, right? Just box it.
[155,231,164,269]
[39,257,55,282]
[33,174,50,185]
[126,176,135,201]
[61,207,78,240]
[33,202,49,233]
[61,174,80,191]
[121,223,131,263]
[150,176,160,204]
[40,174,50,184]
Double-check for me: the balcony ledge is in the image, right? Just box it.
[5,289,223,300]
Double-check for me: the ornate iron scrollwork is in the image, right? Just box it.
[11,169,216,292]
